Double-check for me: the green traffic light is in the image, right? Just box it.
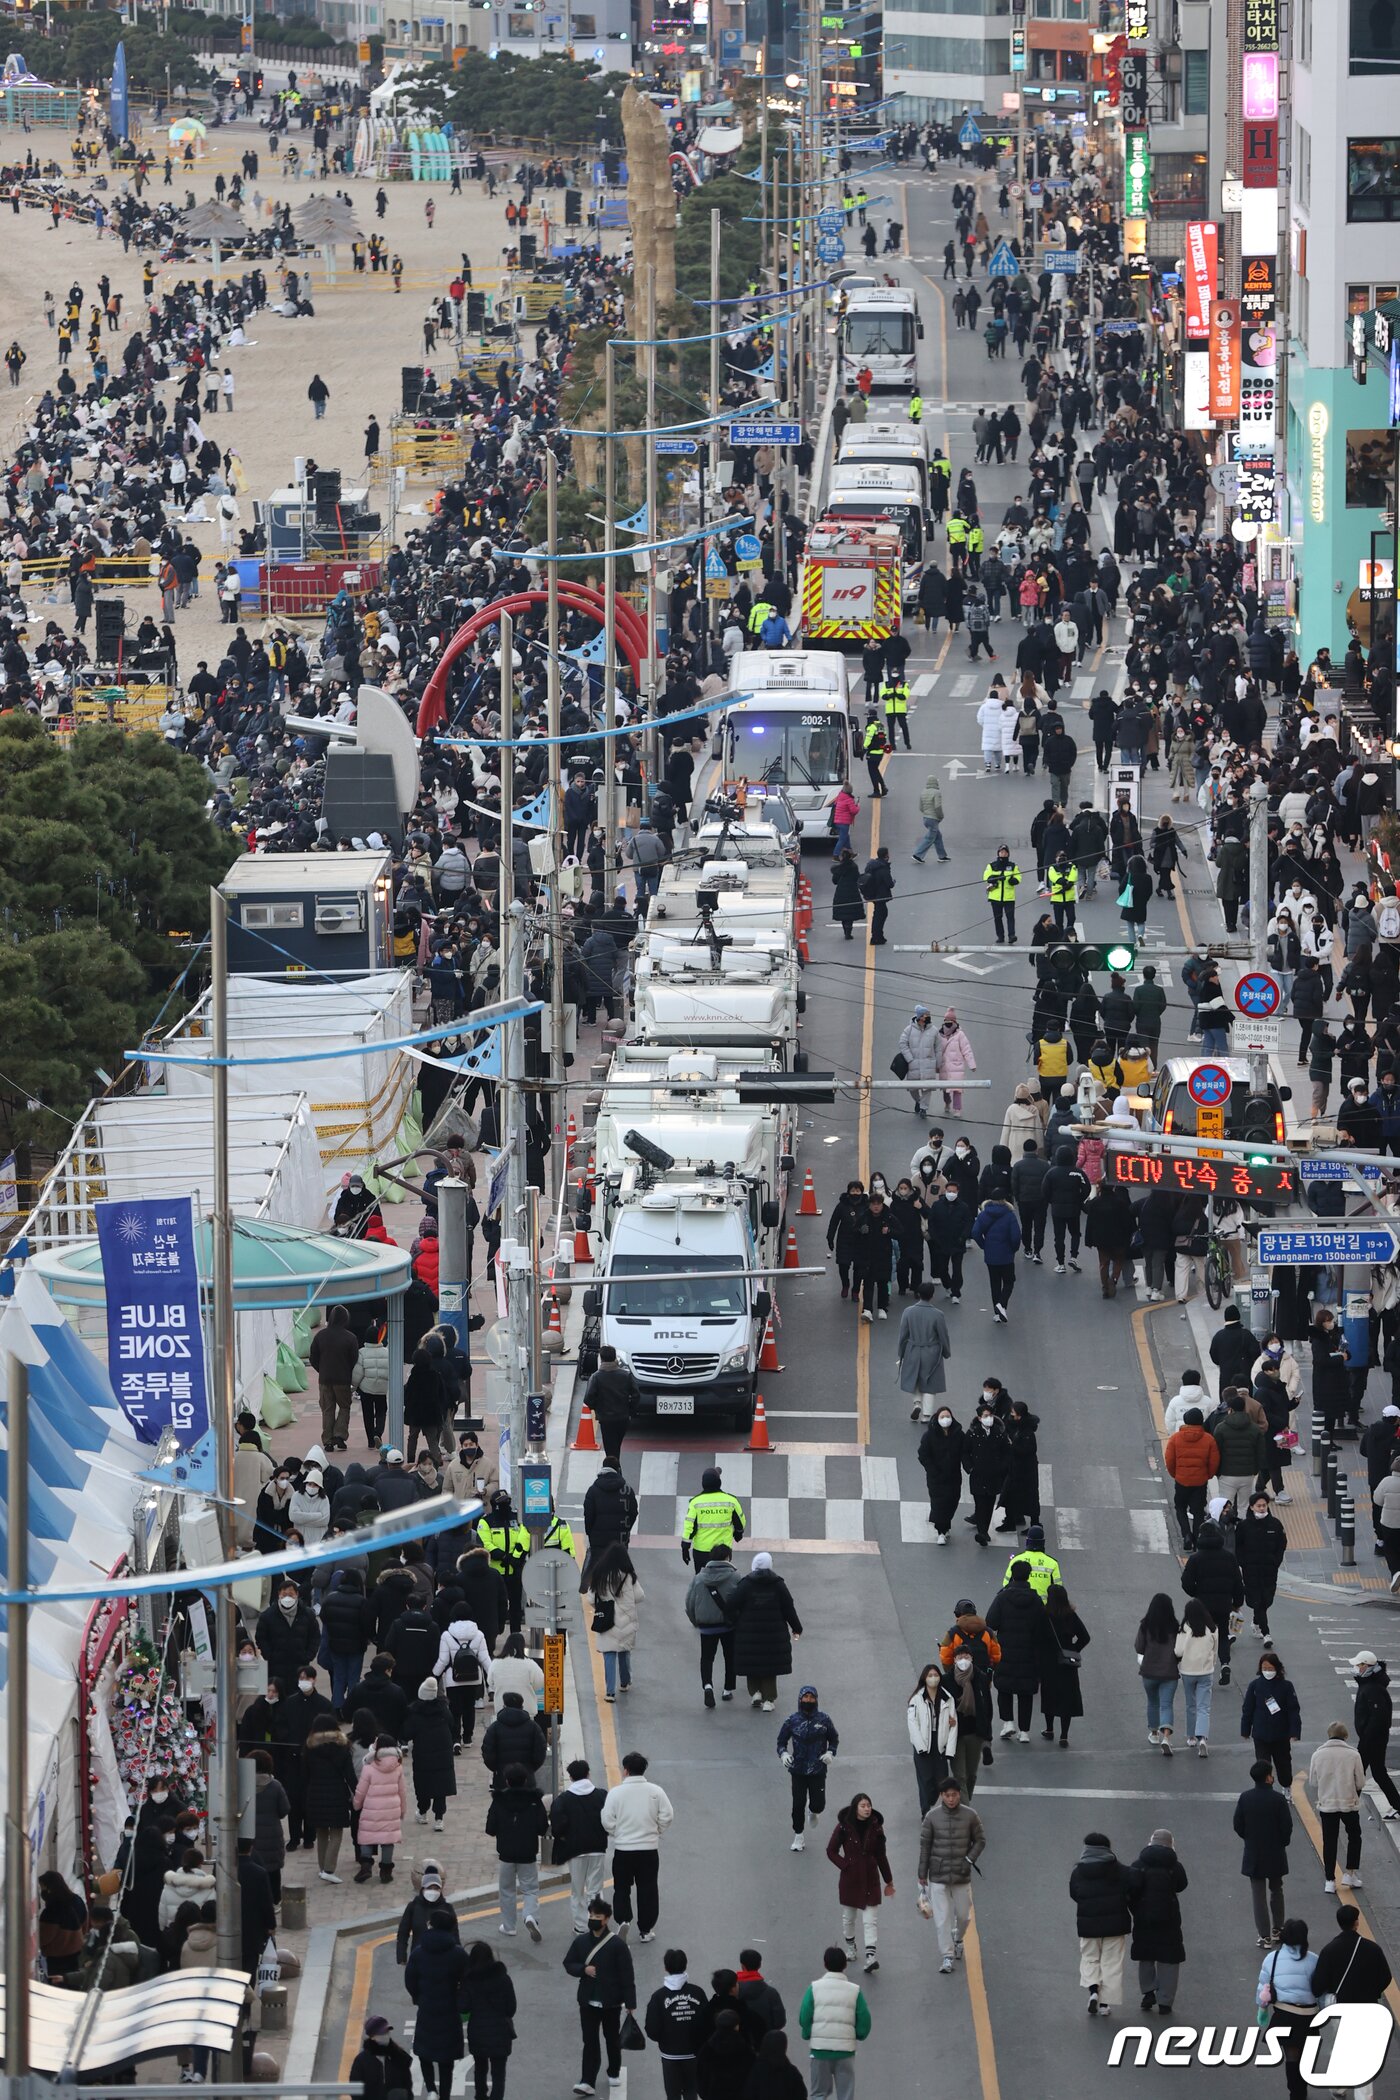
[1104,944,1135,971]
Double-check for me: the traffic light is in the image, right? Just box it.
[1081,943,1135,973]
[1241,1092,1283,1149]
[1042,940,1134,985]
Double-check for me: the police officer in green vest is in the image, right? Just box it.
[748,594,774,637]
[862,713,891,796]
[540,1502,576,1555]
[966,520,984,573]
[479,1488,532,1630]
[930,449,951,521]
[681,1466,746,1570]
[856,187,868,225]
[843,189,856,226]
[1047,851,1078,934]
[946,510,969,571]
[880,675,912,750]
[909,392,923,424]
[1001,1525,1061,1601]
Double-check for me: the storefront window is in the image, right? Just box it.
[1346,428,1395,507]
[1347,137,1400,219]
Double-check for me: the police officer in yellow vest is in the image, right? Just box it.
[862,714,891,796]
[966,521,984,573]
[747,595,774,637]
[946,510,969,571]
[1034,1023,1071,1095]
[540,1503,576,1555]
[681,1466,746,1570]
[909,392,923,424]
[983,844,1021,942]
[479,1488,532,1630]
[843,190,856,226]
[1048,850,1078,934]
[856,188,868,225]
[1001,1526,1061,1601]
[880,675,912,750]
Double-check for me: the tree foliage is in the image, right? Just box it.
[675,167,765,302]
[415,51,622,148]
[0,718,237,1153]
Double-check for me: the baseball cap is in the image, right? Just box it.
[364,2016,394,2039]
[1348,1650,1379,1670]
[385,1446,405,1464]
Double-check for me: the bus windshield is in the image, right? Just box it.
[844,311,916,359]
[727,708,849,789]
[607,1255,747,1318]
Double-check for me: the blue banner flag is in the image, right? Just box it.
[95,1195,211,1477]
[110,40,129,144]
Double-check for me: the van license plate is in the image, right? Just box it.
[656,1395,694,1414]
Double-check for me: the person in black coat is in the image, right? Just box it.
[961,1408,1011,1544]
[564,1900,638,2093]
[121,1819,169,1948]
[387,1605,443,1696]
[396,1879,462,1965]
[459,1940,518,2100]
[999,1402,1041,1531]
[1352,1654,1400,1816]
[405,1679,458,1826]
[1239,1652,1303,1785]
[1235,1495,1287,1638]
[451,1550,509,1656]
[278,1672,336,1851]
[986,1562,1057,1738]
[485,1766,550,1937]
[1041,1582,1090,1746]
[404,1911,470,2097]
[1210,1307,1261,1392]
[322,1569,376,1714]
[826,1183,869,1299]
[917,1411,964,1536]
[1068,1833,1135,2014]
[1180,1522,1244,1682]
[237,1838,278,1980]
[1128,1833,1188,2014]
[345,1655,410,1740]
[1233,1763,1293,1947]
[256,1584,321,1680]
[350,2017,415,2100]
[583,1461,639,1576]
[303,1724,357,1882]
[480,1692,547,1789]
[1311,1903,1394,2005]
[728,1557,803,1708]
[926,1185,973,1300]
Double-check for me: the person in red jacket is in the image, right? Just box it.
[1164,1409,1220,1550]
[411,1218,440,1295]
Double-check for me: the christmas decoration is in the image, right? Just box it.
[110,1631,206,1818]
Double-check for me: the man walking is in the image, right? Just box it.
[798,1947,871,2100]
[601,1751,674,1943]
[564,1897,637,2097]
[581,1346,640,1464]
[1233,1759,1293,1948]
[982,845,1022,945]
[917,1777,985,1975]
[1309,1722,1367,1894]
[680,1468,746,1571]
[550,1759,610,1933]
[776,1684,839,1851]
[911,769,950,865]
[1351,1649,1400,1817]
[1069,1831,1134,2015]
[644,1952,711,2100]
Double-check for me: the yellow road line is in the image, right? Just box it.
[1288,1778,1400,2022]
[962,1912,1003,2100]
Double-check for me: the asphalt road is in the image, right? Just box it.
[344,165,1400,2100]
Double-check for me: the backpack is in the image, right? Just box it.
[1378,896,1400,944]
[448,1635,483,1690]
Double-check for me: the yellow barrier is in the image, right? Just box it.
[389,419,470,478]
[23,554,156,592]
[52,683,175,740]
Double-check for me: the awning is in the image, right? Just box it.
[0,1968,249,2073]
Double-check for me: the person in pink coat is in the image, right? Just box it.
[936,1009,977,1115]
[353,1737,407,1885]
[831,783,861,859]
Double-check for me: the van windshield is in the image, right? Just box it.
[607,1255,747,1317]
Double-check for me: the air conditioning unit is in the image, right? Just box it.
[314,894,367,935]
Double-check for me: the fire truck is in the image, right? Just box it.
[799,519,903,647]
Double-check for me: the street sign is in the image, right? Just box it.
[655,436,698,456]
[817,232,845,264]
[1231,1018,1281,1052]
[1210,463,1241,499]
[988,241,1019,278]
[1043,249,1080,274]
[733,532,762,573]
[705,549,728,578]
[521,1545,576,1627]
[729,419,803,447]
[1256,1225,1400,1265]
[1232,969,1281,1017]
[486,1146,509,1219]
[543,1631,566,1716]
[1109,763,1141,817]
[1299,1157,1386,1181]
[1196,1103,1225,1159]
[1186,1062,1232,1107]
[816,206,844,235]
[959,116,983,149]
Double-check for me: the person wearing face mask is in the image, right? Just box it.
[936,1010,977,1116]
[1236,1493,1287,1640]
[281,1665,336,1853]
[888,1178,926,1295]
[824,1793,894,1974]
[926,1177,972,1304]
[906,1664,959,1814]
[939,1602,998,1799]
[256,1580,321,1684]
[563,1897,638,2095]
[256,1464,297,1549]
[1240,1647,1303,1785]
[826,1182,869,1302]
[304,1720,357,1884]
[1308,1722,1368,1895]
[895,1007,942,1119]
[289,1464,331,1547]
[777,1685,839,1853]
[851,1192,894,1323]
[961,1401,1011,1546]
[917,1406,964,1540]
[352,2016,415,2100]
[1349,1649,1400,1819]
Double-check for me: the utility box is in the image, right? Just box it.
[221,851,394,976]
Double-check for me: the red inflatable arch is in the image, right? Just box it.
[416,585,650,737]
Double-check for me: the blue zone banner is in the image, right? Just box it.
[96,1195,213,1482]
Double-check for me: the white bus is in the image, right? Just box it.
[722,651,854,839]
[837,422,930,508]
[824,460,927,603]
[840,287,922,390]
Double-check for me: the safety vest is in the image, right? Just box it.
[1117,1050,1151,1089]
[967,525,984,556]
[856,191,867,210]
[478,1516,531,1576]
[1035,1035,1069,1077]
[932,457,951,484]
[748,598,773,636]
[863,720,889,756]
[909,395,923,423]
[1048,863,1077,905]
[682,1490,744,1551]
[946,516,968,546]
[881,680,910,715]
[540,1513,576,1555]
[843,194,855,214]
[1002,1548,1061,1601]
[1088,1055,1119,1091]
[983,860,1021,902]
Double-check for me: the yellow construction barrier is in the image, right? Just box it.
[389,417,470,479]
[23,553,156,592]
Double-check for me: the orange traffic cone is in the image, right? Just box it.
[783,1226,800,1270]
[572,1406,599,1452]
[796,926,809,964]
[798,1169,821,1216]
[759,1316,783,1373]
[747,1394,772,1452]
[573,1217,593,1263]
[546,1290,564,1340]
[585,1152,597,1202]
[566,1112,578,1149]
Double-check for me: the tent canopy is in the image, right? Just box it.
[32,1213,411,1312]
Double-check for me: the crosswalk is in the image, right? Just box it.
[562,1447,1174,1554]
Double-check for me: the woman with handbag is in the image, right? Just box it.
[906,1665,959,1813]
[1256,1921,1319,2100]
[1041,1581,1090,1746]
[588,1544,643,1702]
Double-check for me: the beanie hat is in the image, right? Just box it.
[418,1677,440,1701]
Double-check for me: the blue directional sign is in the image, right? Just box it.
[1186,1062,1232,1107]
[1042,249,1080,274]
[729,419,803,446]
[959,116,983,149]
[1299,1158,1385,1182]
[816,206,844,235]
[987,241,1019,279]
[655,436,699,455]
[1257,1225,1400,1266]
[1233,971,1281,1018]
[734,533,762,562]
[704,549,728,580]
[817,232,846,264]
